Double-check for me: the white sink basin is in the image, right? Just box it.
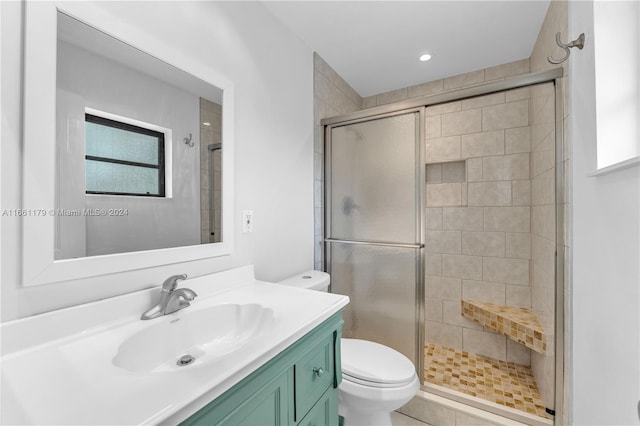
[113,303,274,373]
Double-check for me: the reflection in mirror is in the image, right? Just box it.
[200,98,223,244]
[55,12,223,260]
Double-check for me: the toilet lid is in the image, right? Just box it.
[341,339,416,385]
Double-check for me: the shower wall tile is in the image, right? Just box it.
[443,69,485,91]
[482,100,529,131]
[462,328,507,361]
[507,338,532,365]
[426,298,444,322]
[466,158,483,182]
[408,79,444,98]
[441,109,482,136]
[362,96,377,109]
[530,122,554,153]
[483,257,530,286]
[426,275,461,301]
[426,136,461,163]
[461,130,505,158]
[442,254,483,280]
[426,163,443,183]
[426,321,463,350]
[443,300,483,329]
[426,252,443,276]
[441,161,466,183]
[442,207,484,231]
[426,230,462,254]
[366,58,529,109]
[531,148,555,177]
[426,101,461,117]
[505,127,531,154]
[426,183,462,207]
[482,153,530,181]
[461,92,505,110]
[531,205,556,241]
[376,87,408,105]
[483,207,530,233]
[426,208,443,230]
[461,231,505,257]
[426,115,442,139]
[505,86,531,103]
[462,280,506,304]
[484,58,530,82]
[460,182,468,206]
[506,284,531,308]
[512,180,531,206]
[531,168,555,205]
[467,181,512,206]
[506,232,531,259]
[532,234,555,275]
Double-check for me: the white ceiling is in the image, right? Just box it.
[262,1,550,97]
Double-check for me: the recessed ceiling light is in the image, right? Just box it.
[419,54,432,62]
[203,121,211,126]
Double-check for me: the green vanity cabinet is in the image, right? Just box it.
[181,312,343,426]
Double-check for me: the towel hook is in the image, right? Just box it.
[547,32,585,64]
[184,133,194,147]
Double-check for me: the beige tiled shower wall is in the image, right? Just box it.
[313,53,363,270]
[529,0,570,416]
[362,58,530,109]
[199,98,222,244]
[424,88,533,368]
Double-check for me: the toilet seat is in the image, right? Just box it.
[341,339,416,388]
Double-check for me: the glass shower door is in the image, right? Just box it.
[325,111,423,367]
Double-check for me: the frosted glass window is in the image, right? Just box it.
[85,114,165,196]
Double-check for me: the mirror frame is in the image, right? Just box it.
[22,2,234,286]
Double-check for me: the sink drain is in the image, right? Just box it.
[177,354,195,366]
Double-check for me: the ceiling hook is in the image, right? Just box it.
[548,32,585,64]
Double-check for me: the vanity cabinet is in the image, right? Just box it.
[181,312,343,426]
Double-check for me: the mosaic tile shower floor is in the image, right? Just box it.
[424,343,547,418]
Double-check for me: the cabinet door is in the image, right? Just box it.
[183,371,291,426]
[297,388,338,426]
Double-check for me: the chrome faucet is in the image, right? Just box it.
[141,274,198,320]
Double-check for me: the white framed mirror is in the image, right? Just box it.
[22,2,234,286]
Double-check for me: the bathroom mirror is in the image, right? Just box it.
[22,3,234,286]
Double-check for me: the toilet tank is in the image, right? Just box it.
[277,270,330,292]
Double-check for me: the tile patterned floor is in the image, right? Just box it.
[424,343,547,418]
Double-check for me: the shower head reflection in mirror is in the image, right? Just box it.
[21,3,234,286]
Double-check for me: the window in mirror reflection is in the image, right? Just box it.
[85,113,166,197]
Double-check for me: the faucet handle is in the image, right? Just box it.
[161,274,188,292]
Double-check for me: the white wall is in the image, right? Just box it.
[569,2,640,424]
[1,1,314,321]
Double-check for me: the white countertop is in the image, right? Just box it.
[0,266,349,425]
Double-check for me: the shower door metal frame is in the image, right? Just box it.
[324,107,426,374]
[322,67,566,426]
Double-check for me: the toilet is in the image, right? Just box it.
[277,271,419,426]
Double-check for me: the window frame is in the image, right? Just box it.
[84,113,166,197]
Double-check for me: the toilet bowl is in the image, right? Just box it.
[277,271,419,426]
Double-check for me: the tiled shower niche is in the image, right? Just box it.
[423,83,556,420]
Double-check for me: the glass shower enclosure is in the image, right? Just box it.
[324,110,425,369]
